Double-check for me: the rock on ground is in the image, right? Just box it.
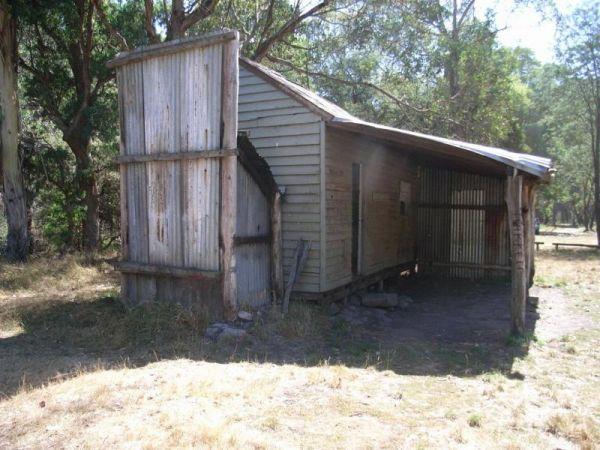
[204,323,247,341]
[361,292,399,308]
[397,295,414,310]
[237,311,253,322]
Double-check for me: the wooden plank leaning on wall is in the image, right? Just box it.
[271,191,284,302]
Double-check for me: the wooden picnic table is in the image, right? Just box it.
[552,242,600,250]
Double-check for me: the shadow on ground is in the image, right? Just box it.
[0,277,538,397]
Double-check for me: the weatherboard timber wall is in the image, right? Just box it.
[417,166,510,279]
[324,126,418,291]
[113,32,239,316]
[238,65,322,292]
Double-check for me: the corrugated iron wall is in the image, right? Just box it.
[235,162,271,307]
[417,166,510,279]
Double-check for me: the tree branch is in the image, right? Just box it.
[457,0,476,29]
[266,55,431,114]
[180,0,220,31]
[252,0,331,62]
[91,0,129,51]
[144,0,160,44]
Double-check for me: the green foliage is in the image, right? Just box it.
[273,0,537,149]
[12,0,145,251]
[5,0,597,252]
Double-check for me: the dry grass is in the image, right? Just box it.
[0,253,115,295]
[546,413,600,450]
[1,233,599,449]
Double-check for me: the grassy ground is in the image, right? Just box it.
[0,231,599,449]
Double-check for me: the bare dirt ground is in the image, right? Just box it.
[0,231,598,449]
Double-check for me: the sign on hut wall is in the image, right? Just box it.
[108,31,242,318]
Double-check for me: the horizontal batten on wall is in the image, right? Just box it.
[116,148,238,163]
[115,261,222,279]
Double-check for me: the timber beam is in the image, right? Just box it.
[505,171,527,336]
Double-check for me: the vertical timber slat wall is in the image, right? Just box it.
[112,31,240,318]
[417,166,510,279]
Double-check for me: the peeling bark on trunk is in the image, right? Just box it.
[0,2,28,261]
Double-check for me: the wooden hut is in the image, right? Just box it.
[238,58,553,334]
[110,32,553,335]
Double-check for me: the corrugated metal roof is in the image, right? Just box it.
[240,57,554,180]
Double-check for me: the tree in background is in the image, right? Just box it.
[141,0,220,42]
[557,1,600,243]
[267,0,531,148]
[525,62,595,229]
[0,0,29,260]
[4,0,597,254]
[136,0,334,61]
[16,0,145,253]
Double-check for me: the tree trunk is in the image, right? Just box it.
[444,1,463,138]
[167,0,186,40]
[66,134,99,253]
[0,2,28,261]
[593,122,600,245]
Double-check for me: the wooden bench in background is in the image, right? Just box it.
[535,242,544,251]
[553,243,600,251]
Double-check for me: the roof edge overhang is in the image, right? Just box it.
[241,57,554,182]
[327,119,554,182]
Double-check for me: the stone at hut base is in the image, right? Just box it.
[361,292,399,309]
[397,295,414,310]
[238,311,253,321]
[204,323,247,341]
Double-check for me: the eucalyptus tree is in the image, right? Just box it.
[0,0,28,260]
[281,0,531,148]
[557,1,600,242]
[135,0,335,61]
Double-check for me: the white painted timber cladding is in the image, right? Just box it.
[239,66,322,291]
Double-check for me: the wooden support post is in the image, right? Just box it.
[220,34,239,320]
[506,172,527,336]
[526,185,537,287]
[116,69,130,304]
[271,191,284,303]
